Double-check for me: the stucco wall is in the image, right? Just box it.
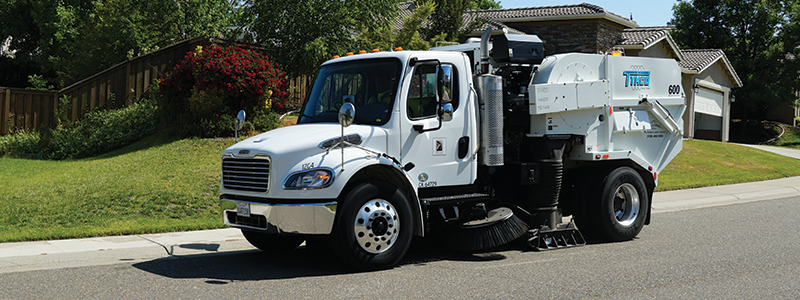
[695,61,731,87]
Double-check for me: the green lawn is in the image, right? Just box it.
[0,135,235,243]
[767,124,800,149]
[2,136,800,242]
[657,139,800,191]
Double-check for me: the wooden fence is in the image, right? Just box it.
[289,75,312,108]
[0,87,58,135]
[58,36,210,122]
[1,36,316,136]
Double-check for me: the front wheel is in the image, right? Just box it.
[577,166,649,242]
[331,180,414,271]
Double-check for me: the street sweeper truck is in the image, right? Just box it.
[219,28,686,270]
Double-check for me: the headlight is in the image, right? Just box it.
[283,169,334,189]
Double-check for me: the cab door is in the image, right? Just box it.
[399,55,477,189]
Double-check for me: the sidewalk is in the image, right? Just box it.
[2,145,799,274]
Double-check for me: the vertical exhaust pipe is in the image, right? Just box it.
[476,26,507,167]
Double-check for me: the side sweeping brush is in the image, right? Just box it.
[444,207,530,251]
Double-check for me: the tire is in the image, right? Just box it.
[331,180,414,271]
[578,166,649,242]
[241,229,305,252]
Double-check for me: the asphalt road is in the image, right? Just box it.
[2,196,799,299]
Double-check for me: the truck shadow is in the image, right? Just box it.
[131,239,509,282]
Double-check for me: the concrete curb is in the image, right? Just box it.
[0,228,254,274]
[652,176,800,213]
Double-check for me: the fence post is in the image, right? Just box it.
[3,88,10,135]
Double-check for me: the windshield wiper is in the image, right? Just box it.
[299,113,315,120]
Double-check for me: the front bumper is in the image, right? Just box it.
[221,198,337,235]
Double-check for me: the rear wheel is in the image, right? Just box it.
[331,180,413,271]
[241,230,304,252]
[577,166,649,241]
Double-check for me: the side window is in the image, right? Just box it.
[407,64,458,119]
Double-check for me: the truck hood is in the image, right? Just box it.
[225,123,388,159]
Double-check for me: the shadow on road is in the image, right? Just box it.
[132,238,509,282]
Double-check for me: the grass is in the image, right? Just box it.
[280,114,298,127]
[766,124,800,149]
[2,133,800,242]
[656,139,800,191]
[0,134,235,243]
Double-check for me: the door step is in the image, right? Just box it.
[420,193,490,206]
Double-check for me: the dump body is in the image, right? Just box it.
[529,53,685,178]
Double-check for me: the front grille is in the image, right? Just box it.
[222,157,270,192]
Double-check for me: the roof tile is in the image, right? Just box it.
[680,49,742,87]
[619,26,674,47]
[473,2,637,27]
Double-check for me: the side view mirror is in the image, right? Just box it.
[440,103,453,122]
[437,65,445,101]
[234,110,246,143]
[235,110,246,131]
[338,102,356,128]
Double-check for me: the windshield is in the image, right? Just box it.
[298,58,401,126]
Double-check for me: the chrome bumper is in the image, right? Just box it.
[221,198,337,235]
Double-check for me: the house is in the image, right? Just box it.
[398,2,747,141]
[678,49,742,141]
[617,28,742,141]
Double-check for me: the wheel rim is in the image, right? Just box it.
[613,183,640,227]
[353,199,399,254]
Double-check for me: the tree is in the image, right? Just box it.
[470,0,502,10]
[422,0,470,41]
[0,0,54,87]
[359,0,446,51]
[420,0,502,42]
[244,0,398,78]
[670,0,800,120]
[0,0,238,88]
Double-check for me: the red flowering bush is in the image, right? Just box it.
[159,44,291,137]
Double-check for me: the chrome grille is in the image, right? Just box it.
[222,157,270,193]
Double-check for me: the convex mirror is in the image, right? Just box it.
[338,102,355,127]
[235,110,246,131]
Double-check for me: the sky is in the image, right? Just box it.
[497,0,680,27]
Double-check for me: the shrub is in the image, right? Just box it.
[159,44,291,137]
[0,97,157,160]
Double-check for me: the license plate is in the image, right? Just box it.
[236,202,250,217]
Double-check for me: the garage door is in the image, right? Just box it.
[694,87,724,117]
